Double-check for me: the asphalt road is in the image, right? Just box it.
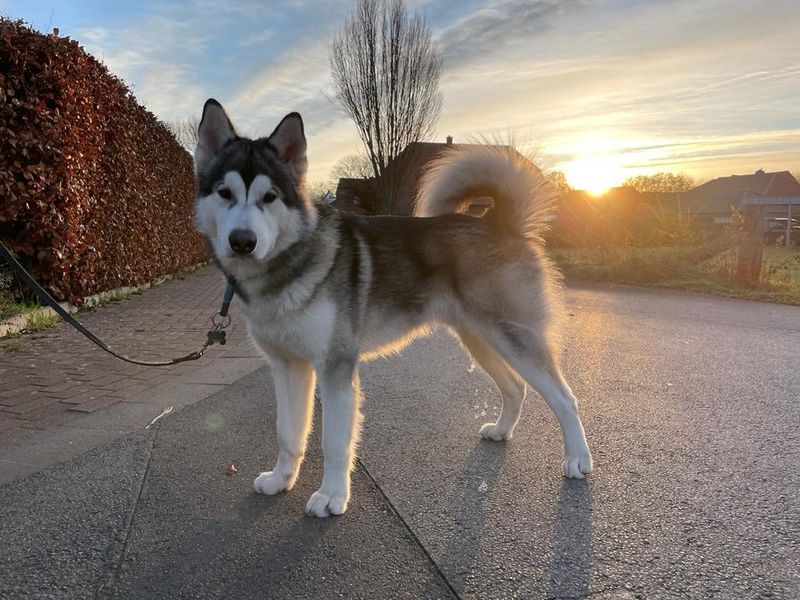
[1,281,798,599]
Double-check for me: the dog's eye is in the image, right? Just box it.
[218,188,232,200]
[262,190,279,204]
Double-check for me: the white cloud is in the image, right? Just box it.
[74,14,210,122]
[12,0,797,184]
[429,0,800,180]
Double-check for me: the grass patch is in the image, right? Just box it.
[551,244,800,305]
[23,310,62,333]
[2,339,25,352]
[0,267,41,320]
[0,298,40,321]
[107,290,133,303]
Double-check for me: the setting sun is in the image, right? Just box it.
[562,155,626,196]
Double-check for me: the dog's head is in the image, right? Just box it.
[193,99,316,271]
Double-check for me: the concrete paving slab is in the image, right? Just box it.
[0,426,131,483]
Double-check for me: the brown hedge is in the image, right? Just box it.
[0,19,205,304]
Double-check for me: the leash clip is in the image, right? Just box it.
[206,321,228,346]
[206,277,237,347]
[205,278,236,348]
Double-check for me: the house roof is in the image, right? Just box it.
[386,140,519,215]
[333,138,520,216]
[683,170,800,214]
[388,143,448,214]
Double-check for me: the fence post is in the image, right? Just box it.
[736,204,763,281]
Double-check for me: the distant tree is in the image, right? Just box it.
[545,170,572,197]
[623,172,695,194]
[167,117,199,152]
[329,0,442,213]
[330,153,374,180]
[307,181,332,202]
[625,172,698,230]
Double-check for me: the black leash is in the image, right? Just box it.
[0,240,234,367]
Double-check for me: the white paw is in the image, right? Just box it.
[479,422,512,441]
[562,451,593,479]
[305,488,349,518]
[253,471,291,495]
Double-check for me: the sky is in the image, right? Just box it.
[2,0,799,193]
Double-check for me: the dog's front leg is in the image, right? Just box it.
[254,355,315,496]
[305,359,362,517]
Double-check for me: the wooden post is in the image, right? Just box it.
[737,204,763,281]
[787,203,793,247]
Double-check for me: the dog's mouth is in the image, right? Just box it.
[223,252,258,262]
[220,244,273,263]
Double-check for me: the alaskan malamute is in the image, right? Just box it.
[194,99,592,517]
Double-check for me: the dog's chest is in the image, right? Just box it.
[240,296,336,361]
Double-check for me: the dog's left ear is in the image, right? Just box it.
[268,113,307,179]
[195,99,237,173]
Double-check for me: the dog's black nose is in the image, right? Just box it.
[228,229,257,255]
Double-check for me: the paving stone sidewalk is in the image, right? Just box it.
[0,266,263,481]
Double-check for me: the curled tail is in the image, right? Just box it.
[414,145,556,242]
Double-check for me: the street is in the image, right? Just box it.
[1,281,798,599]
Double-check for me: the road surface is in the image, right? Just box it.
[1,281,798,599]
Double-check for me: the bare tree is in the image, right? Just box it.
[329,0,442,213]
[623,172,695,194]
[166,117,200,152]
[307,181,334,202]
[330,153,374,180]
[545,170,572,197]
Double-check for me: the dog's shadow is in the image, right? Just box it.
[436,439,508,595]
[121,490,338,595]
[432,441,593,597]
[547,478,593,598]
[225,495,340,594]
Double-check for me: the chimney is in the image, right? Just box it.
[446,135,453,146]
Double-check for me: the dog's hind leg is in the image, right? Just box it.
[305,358,362,518]
[487,322,593,479]
[457,329,526,441]
[254,355,316,496]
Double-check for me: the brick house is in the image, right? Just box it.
[333,137,512,216]
[682,169,800,225]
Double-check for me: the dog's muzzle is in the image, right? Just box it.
[228,229,257,256]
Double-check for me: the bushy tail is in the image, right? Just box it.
[414,145,556,242]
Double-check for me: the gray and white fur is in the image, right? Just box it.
[194,99,593,518]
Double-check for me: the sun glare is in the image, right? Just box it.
[563,155,626,196]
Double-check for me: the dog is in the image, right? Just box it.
[193,99,593,517]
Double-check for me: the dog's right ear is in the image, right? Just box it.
[195,99,237,172]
